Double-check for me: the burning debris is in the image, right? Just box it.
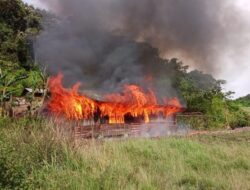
[47,74,183,126]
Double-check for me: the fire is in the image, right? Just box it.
[48,74,96,120]
[47,74,183,124]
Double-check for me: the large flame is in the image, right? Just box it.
[47,74,183,124]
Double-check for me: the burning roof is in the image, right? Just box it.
[47,74,184,124]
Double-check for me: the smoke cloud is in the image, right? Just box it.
[35,0,250,97]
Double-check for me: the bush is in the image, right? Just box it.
[0,140,28,189]
[0,118,74,189]
[229,110,250,129]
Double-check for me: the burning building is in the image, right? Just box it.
[32,0,250,137]
[46,74,184,138]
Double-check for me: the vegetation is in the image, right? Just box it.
[0,0,249,129]
[0,1,249,190]
[236,94,250,107]
[0,118,250,189]
[177,70,250,129]
[136,47,250,129]
[0,0,43,101]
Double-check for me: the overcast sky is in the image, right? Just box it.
[22,0,250,98]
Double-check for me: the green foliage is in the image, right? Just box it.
[177,72,250,129]
[0,118,250,189]
[0,137,28,189]
[0,0,43,102]
[0,0,26,32]
[0,67,44,101]
[236,94,250,107]
[226,101,250,129]
[0,118,72,189]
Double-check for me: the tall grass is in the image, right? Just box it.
[0,118,250,189]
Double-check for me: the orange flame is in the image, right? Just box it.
[47,74,183,124]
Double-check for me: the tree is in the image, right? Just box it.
[0,68,28,116]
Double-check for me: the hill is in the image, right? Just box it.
[236,94,250,107]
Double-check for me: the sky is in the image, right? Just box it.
[23,0,46,9]
[22,0,250,98]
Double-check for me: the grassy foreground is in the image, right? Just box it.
[0,118,250,190]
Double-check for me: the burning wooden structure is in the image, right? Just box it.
[46,74,185,138]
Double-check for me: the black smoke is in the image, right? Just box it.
[35,0,249,98]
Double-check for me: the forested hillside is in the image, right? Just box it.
[237,94,250,107]
[0,0,43,99]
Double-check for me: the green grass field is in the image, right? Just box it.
[242,107,250,116]
[0,118,250,190]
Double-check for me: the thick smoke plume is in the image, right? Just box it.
[36,0,250,98]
